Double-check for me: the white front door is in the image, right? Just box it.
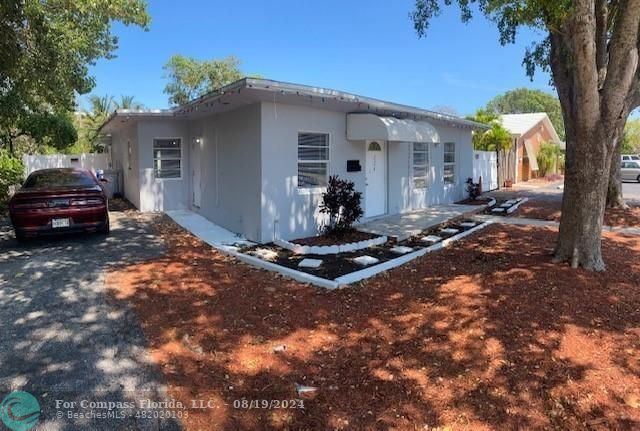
[365,140,386,217]
[192,137,202,208]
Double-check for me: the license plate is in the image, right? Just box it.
[51,218,70,228]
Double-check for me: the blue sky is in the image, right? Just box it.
[85,0,554,116]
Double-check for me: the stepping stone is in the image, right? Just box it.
[353,255,379,266]
[505,199,517,205]
[440,228,460,235]
[253,248,279,261]
[298,258,322,268]
[491,207,506,213]
[421,235,442,243]
[460,222,477,228]
[390,246,413,254]
[500,203,512,208]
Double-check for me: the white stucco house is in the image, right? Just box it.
[100,78,487,243]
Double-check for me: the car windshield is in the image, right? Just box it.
[23,170,97,189]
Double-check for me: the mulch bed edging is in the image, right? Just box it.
[237,220,492,288]
[274,234,388,255]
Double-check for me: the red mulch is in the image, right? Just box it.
[292,230,380,246]
[106,217,640,430]
[518,199,640,227]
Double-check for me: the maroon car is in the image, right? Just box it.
[9,168,109,241]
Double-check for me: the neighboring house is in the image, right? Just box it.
[100,78,487,243]
[499,113,562,183]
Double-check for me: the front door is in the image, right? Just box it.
[192,137,202,207]
[365,140,386,217]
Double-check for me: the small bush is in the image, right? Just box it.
[319,176,363,236]
[465,177,481,200]
[536,142,562,177]
[0,152,24,209]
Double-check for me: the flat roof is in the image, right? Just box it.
[101,78,489,132]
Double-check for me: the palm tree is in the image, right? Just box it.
[114,95,144,110]
[82,95,115,150]
[87,94,115,119]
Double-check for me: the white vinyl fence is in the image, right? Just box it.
[22,153,111,176]
[473,150,499,191]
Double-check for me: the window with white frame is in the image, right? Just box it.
[297,132,329,188]
[412,142,429,189]
[153,138,182,179]
[444,142,456,184]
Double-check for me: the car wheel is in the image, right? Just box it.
[637,175,640,183]
[99,220,110,236]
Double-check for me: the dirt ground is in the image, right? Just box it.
[292,230,379,247]
[106,217,640,430]
[518,198,640,227]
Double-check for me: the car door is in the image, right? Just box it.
[632,162,640,181]
[621,162,631,181]
[622,162,639,181]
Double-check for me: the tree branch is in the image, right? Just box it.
[595,0,608,88]
[601,0,640,128]
[571,0,601,127]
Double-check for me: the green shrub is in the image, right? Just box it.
[0,152,24,209]
[319,176,364,236]
[536,142,561,177]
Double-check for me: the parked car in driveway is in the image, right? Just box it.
[622,154,640,162]
[9,168,109,241]
[621,161,640,183]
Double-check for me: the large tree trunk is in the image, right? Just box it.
[548,0,640,271]
[553,126,611,271]
[607,141,627,208]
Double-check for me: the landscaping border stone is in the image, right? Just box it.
[274,235,388,255]
[506,197,529,214]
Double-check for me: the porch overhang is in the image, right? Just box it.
[347,113,440,143]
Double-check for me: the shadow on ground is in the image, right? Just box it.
[107,218,640,430]
[0,209,181,430]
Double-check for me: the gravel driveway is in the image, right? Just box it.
[0,209,180,430]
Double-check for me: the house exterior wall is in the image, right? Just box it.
[260,102,364,243]
[109,103,475,243]
[136,119,190,212]
[188,103,263,242]
[110,123,140,208]
[259,101,474,242]
[388,125,473,212]
[516,120,556,182]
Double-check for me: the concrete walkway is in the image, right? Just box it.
[166,209,254,251]
[357,203,481,241]
[475,214,640,236]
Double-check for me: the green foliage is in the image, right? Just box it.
[18,112,77,151]
[163,55,245,106]
[465,178,481,200]
[623,119,640,154]
[485,88,565,140]
[0,151,24,209]
[115,95,144,110]
[0,0,149,152]
[319,176,364,236]
[467,110,512,152]
[72,94,140,153]
[536,142,562,177]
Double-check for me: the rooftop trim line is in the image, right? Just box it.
[100,77,490,131]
